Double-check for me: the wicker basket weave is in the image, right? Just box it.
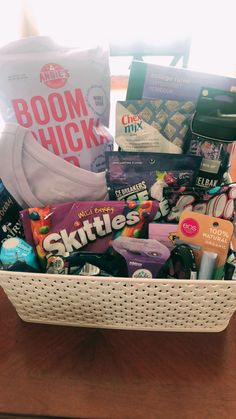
[1,270,236,332]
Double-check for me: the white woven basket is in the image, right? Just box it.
[1,270,236,332]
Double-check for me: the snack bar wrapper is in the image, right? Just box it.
[20,200,160,271]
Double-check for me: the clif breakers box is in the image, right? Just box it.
[20,200,160,271]
[126,60,236,102]
[0,37,113,172]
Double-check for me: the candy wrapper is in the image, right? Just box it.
[105,151,202,202]
[20,200,160,271]
[162,183,236,224]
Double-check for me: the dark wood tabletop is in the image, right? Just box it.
[1,286,236,419]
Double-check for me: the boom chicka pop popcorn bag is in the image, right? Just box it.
[0,36,113,172]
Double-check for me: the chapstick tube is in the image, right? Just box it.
[198,251,218,279]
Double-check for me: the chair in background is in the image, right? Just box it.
[110,37,191,68]
[109,37,191,92]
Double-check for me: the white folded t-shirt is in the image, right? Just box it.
[0,124,108,208]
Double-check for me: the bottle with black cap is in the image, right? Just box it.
[188,87,236,189]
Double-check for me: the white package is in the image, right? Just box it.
[0,36,113,172]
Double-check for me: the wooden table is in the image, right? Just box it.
[1,286,236,419]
